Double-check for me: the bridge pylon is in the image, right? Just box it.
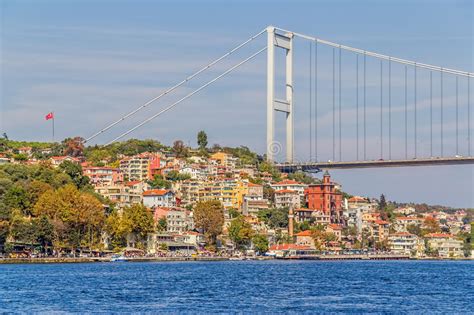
[266,26,294,163]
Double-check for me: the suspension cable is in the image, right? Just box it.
[356,54,359,161]
[414,65,417,159]
[309,42,313,161]
[333,48,336,161]
[430,71,433,157]
[388,58,391,160]
[380,60,383,159]
[469,76,471,156]
[85,28,266,143]
[339,48,342,161]
[364,53,367,160]
[315,41,318,161]
[456,76,459,155]
[405,66,408,159]
[106,47,267,145]
[274,26,474,78]
[441,70,444,157]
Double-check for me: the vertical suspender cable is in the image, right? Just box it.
[356,55,359,161]
[456,76,459,155]
[405,66,408,159]
[309,43,313,161]
[339,48,342,161]
[315,42,318,161]
[430,72,433,157]
[414,65,417,159]
[389,58,391,160]
[333,48,336,161]
[364,53,367,160]
[469,76,471,156]
[380,60,383,159]
[441,70,444,157]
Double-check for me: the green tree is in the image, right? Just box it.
[378,194,387,211]
[197,130,208,150]
[229,216,254,248]
[0,220,9,252]
[407,224,422,237]
[166,170,191,182]
[148,174,171,189]
[156,217,167,232]
[33,216,54,253]
[59,161,90,189]
[252,234,269,254]
[194,200,224,246]
[257,208,288,229]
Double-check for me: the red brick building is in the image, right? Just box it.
[304,171,343,224]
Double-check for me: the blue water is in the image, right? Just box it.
[0,260,473,313]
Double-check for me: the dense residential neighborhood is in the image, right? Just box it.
[0,134,472,260]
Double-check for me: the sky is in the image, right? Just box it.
[1,0,473,207]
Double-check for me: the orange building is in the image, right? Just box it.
[304,171,343,224]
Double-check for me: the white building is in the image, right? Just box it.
[388,232,424,257]
[143,189,176,208]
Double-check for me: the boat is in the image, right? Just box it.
[110,254,127,262]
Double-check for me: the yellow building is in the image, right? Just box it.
[197,179,249,209]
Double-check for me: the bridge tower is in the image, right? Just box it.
[266,26,294,163]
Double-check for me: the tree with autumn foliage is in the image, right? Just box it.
[193,200,224,247]
[33,184,105,253]
[422,216,441,236]
[63,136,85,157]
[105,204,154,249]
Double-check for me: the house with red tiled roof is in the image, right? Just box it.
[268,243,312,257]
[326,224,343,241]
[143,189,175,208]
[271,179,307,205]
[295,230,314,248]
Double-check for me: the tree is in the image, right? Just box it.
[63,137,85,157]
[59,161,90,189]
[197,130,208,150]
[166,170,191,182]
[378,194,387,211]
[228,216,254,248]
[422,217,441,235]
[34,184,105,252]
[407,224,422,237]
[228,208,240,219]
[157,217,167,232]
[172,140,187,158]
[0,220,9,252]
[33,216,54,253]
[148,174,171,189]
[106,204,154,249]
[257,208,288,229]
[193,200,224,246]
[252,234,269,254]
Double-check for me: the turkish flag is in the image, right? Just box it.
[45,112,54,120]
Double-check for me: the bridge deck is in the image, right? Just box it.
[276,157,474,172]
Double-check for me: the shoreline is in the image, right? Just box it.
[0,256,472,264]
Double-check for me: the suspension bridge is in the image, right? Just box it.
[83,26,474,173]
